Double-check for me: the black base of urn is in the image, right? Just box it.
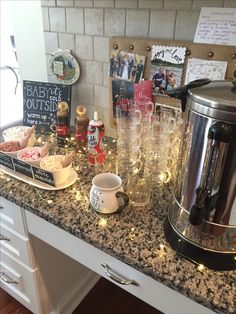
[164,219,236,271]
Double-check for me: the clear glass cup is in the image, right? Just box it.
[127,165,152,207]
[117,160,143,193]
[117,147,142,167]
[117,136,142,150]
[115,102,142,129]
[147,105,183,187]
[134,95,154,116]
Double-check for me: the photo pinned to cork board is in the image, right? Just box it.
[112,80,134,117]
[109,48,148,121]
[150,45,186,96]
[109,49,146,84]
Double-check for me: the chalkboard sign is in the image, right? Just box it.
[0,152,14,170]
[23,80,72,133]
[0,152,55,187]
[12,157,33,179]
[32,166,55,187]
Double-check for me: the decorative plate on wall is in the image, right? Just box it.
[49,49,80,85]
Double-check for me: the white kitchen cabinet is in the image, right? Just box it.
[25,210,215,314]
[0,197,100,314]
[0,223,35,267]
[0,197,40,313]
[0,197,27,236]
[0,250,40,313]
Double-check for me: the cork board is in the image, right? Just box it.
[109,36,236,128]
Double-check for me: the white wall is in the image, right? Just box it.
[9,0,48,83]
[0,0,48,129]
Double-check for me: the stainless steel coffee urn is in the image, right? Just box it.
[165,80,236,270]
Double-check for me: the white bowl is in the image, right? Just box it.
[0,140,22,157]
[17,147,49,167]
[39,155,72,187]
[3,126,36,147]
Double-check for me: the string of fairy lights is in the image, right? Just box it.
[0,125,180,230]
[0,166,208,274]
[0,128,210,272]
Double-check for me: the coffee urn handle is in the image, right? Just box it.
[189,121,233,226]
[167,79,211,112]
[189,188,209,225]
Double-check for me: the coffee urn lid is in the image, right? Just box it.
[187,80,236,123]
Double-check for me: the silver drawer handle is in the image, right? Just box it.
[0,234,11,241]
[0,271,18,284]
[101,262,139,286]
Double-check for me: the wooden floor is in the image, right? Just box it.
[0,277,163,314]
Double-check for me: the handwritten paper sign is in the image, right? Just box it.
[194,7,236,46]
[151,46,186,65]
[185,58,228,84]
[23,80,72,133]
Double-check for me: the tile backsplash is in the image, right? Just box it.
[41,0,235,137]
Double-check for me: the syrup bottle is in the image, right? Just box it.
[56,101,70,147]
[75,105,89,152]
[87,111,106,165]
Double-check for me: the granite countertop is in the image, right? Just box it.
[0,136,235,314]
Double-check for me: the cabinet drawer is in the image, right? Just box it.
[0,250,40,314]
[0,197,27,236]
[0,224,35,268]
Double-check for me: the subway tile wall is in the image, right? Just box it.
[41,0,235,136]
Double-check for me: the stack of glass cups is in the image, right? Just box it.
[115,96,155,207]
[133,95,154,158]
[146,104,183,188]
[115,101,143,189]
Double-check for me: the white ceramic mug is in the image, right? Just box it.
[90,173,129,214]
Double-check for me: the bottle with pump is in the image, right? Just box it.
[56,101,70,147]
[87,111,106,165]
[75,105,89,152]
